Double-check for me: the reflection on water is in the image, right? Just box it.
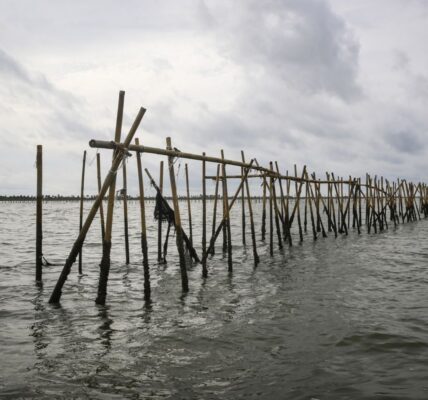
[1,200,428,399]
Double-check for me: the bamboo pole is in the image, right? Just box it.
[122,159,130,264]
[36,145,43,282]
[158,161,164,262]
[221,150,233,272]
[241,165,246,246]
[135,138,150,302]
[270,162,283,250]
[166,137,189,292]
[209,164,220,256]
[78,150,86,274]
[95,90,126,305]
[185,163,193,248]
[269,167,274,256]
[242,151,259,265]
[294,164,304,243]
[49,104,146,304]
[202,155,207,277]
[261,175,267,241]
[96,153,106,240]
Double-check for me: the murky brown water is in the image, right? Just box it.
[1,200,428,399]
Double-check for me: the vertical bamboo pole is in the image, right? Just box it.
[95,90,125,305]
[36,145,43,282]
[135,138,150,301]
[122,160,130,264]
[269,167,274,255]
[242,151,259,265]
[270,162,283,250]
[209,164,220,256]
[261,178,267,241]
[241,165,246,246]
[221,150,233,272]
[185,163,193,248]
[78,150,87,275]
[158,161,164,262]
[202,155,208,277]
[294,164,304,242]
[96,153,106,240]
[166,137,188,291]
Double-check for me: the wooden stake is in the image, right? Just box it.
[242,151,259,265]
[221,150,233,272]
[135,138,150,302]
[158,161,164,262]
[78,150,86,275]
[209,164,220,256]
[96,153,106,240]
[166,137,188,292]
[122,159,130,264]
[185,163,193,248]
[202,155,207,277]
[241,165,246,246]
[36,145,43,282]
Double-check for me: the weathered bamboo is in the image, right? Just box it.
[270,162,283,250]
[49,103,145,304]
[78,150,86,275]
[96,153,106,240]
[269,168,274,256]
[241,165,246,246]
[221,150,233,272]
[166,137,189,292]
[202,155,207,277]
[294,164,304,243]
[135,138,150,302]
[36,145,43,282]
[185,163,193,248]
[122,159,130,264]
[261,174,267,241]
[209,164,220,256]
[95,90,126,306]
[158,161,164,262]
[242,151,259,265]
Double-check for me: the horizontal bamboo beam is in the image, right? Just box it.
[88,139,411,193]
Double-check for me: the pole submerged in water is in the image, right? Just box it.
[36,145,43,283]
[78,150,86,275]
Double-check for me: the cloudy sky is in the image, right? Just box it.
[0,0,427,196]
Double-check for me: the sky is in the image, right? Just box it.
[0,0,427,196]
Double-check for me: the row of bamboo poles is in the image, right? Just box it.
[35,91,428,305]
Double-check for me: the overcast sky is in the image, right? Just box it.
[0,0,427,195]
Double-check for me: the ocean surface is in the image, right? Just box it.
[1,199,428,399]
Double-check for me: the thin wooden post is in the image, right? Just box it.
[49,103,145,304]
[122,159,130,264]
[221,150,233,272]
[36,145,43,282]
[241,165,246,246]
[202,155,207,277]
[158,161,164,262]
[78,150,86,275]
[269,167,274,256]
[96,153,106,240]
[294,164,304,243]
[166,137,188,292]
[261,178,267,241]
[209,164,220,256]
[185,163,193,248]
[242,151,259,265]
[270,162,283,250]
[135,138,150,302]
